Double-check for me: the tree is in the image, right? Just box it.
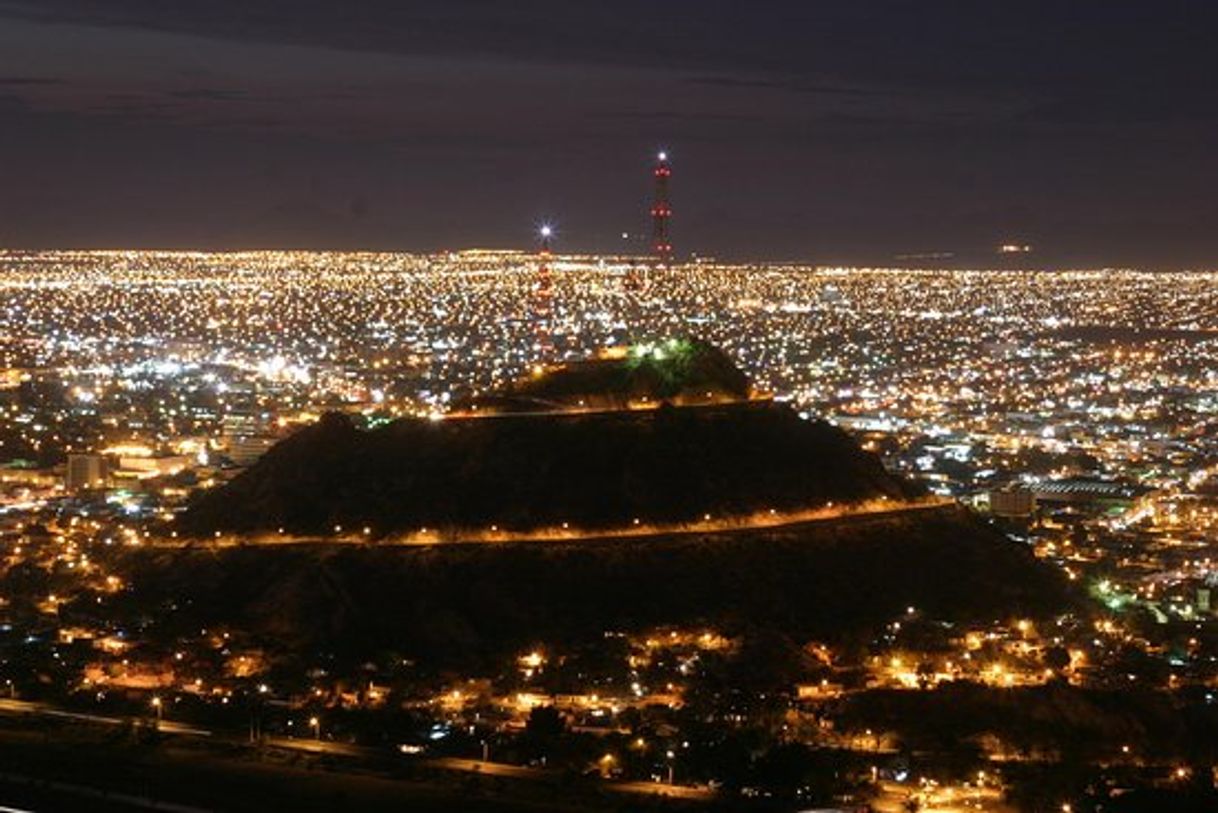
[525,705,565,740]
[1044,645,1071,674]
[916,661,937,689]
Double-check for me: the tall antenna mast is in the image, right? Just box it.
[651,151,672,265]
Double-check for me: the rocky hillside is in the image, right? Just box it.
[122,507,1076,669]
[176,401,918,538]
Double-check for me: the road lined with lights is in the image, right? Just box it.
[165,498,956,549]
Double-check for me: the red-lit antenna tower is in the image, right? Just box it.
[650,151,672,265]
[533,224,555,359]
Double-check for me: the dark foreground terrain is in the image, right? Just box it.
[0,715,700,813]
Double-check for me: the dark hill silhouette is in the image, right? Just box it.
[144,341,1080,669]
[177,400,918,538]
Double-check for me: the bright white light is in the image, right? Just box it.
[658,151,668,162]
[539,225,553,238]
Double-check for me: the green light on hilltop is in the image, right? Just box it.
[628,338,691,364]
[1090,578,1134,611]
[629,342,656,360]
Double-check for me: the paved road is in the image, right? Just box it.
[262,735,365,758]
[430,757,549,780]
[177,497,956,549]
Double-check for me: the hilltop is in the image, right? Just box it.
[454,338,754,413]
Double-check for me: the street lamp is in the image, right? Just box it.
[151,696,162,728]
[309,715,320,741]
[665,749,675,785]
[250,686,268,743]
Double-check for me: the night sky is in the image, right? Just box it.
[1,1,1216,266]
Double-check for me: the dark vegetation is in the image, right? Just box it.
[117,508,1073,670]
[468,338,753,411]
[840,683,1218,811]
[840,681,1218,764]
[0,721,696,813]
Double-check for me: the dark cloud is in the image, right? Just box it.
[686,76,891,98]
[1022,88,1218,126]
[595,110,761,124]
[166,88,249,102]
[2,2,1214,94]
[0,75,62,85]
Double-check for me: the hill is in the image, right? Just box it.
[176,400,917,538]
[155,341,1078,670]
